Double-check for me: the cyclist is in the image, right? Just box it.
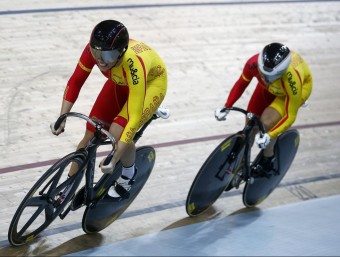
[51,20,168,198]
[215,42,312,171]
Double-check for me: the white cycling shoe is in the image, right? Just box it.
[107,170,137,198]
[108,175,134,198]
[301,100,309,108]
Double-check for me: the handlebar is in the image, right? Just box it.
[221,106,266,134]
[54,112,116,165]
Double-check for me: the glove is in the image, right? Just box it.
[50,120,66,136]
[255,133,271,149]
[214,108,229,121]
[99,158,115,174]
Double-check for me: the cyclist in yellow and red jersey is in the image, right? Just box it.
[51,20,168,197]
[215,43,312,171]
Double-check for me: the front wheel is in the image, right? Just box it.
[8,151,86,246]
[186,133,245,216]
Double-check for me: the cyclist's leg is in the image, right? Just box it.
[107,73,167,197]
[111,71,167,168]
[260,107,281,157]
[263,97,286,157]
[301,71,312,106]
[106,120,137,198]
[139,81,167,127]
[245,85,277,172]
[68,130,94,176]
[109,122,136,168]
[247,84,276,146]
[261,75,312,159]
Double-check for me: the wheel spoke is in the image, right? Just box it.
[25,196,48,207]
[9,151,85,246]
[17,204,46,237]
[47,167,66,194]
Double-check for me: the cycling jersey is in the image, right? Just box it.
[64,39,167,143]
[225,52,312,139]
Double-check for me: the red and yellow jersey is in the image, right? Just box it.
[225,52,312,138]
[64,39,166,143]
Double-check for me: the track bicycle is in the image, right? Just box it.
[186,106,300,216]
[8,109,169,246]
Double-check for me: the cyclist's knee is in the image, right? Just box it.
[261,108,281,132]
[109,122,124,141]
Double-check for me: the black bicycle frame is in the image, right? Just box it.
[223,107,265,180]
[83,134,103,205]
[69,113,160,206]
[241,118,257,180]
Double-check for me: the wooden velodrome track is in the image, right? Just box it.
[1,0,340,256]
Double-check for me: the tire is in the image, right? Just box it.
[82,146,156,234]
[242,129,300,207]
[186,133,245,216]
[8,151,86,246]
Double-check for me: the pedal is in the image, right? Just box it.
[251,165,270,178]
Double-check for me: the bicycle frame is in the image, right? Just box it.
[8,111,163,245]
[186,106,297,216]
[223,107,265,183]
[83,135,110,205]
[54,112,160,210]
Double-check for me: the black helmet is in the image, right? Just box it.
[89,20,129,64]
[258,43,291,83]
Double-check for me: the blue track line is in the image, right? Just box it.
[1,0,339,16]
[1,172,339,248]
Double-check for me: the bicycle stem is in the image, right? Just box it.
[223,107,265,135]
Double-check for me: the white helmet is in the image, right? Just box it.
[258,43,291,83]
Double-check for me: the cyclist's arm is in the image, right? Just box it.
[59,100,74,116]
[224,55,257,107]
[63,44,95,106]
[224,74,251,107]
[268,68,302,138]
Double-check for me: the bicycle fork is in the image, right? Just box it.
[58,152,88,220]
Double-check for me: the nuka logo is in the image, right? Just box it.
[287,72,297,95]
[221,138,232,152]
[188,202,196,214]
[294,134,300,147]
[147,150,155,162]
[127,58,139,85]
[26,234,35,242]
[96,187,106,198]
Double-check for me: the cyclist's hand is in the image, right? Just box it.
[50,120,66,136]
[99,159,115,174]
[256,133,271,149]
[214,108,229,121]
